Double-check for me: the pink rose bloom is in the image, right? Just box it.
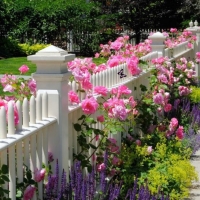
[94,86,108,96]
[97,115,104,122]
[95,53,100,58]
[95,135,99,141]
[170,28,177,33]
[112,156,120,165]
[3,84,14,92]
[81,97,98,115]
[178,86,191,96]
[117,85,131,97]
[97,163,106,172]
[108,138,117,144]
[126,56,141,76]
[135,140,141,146]
[196,52,200,63]
[34,168,46,182]
[153,93,164,105]
[23,185,36,200]
[127,134,134,141]
[169,118,178,131]
[81,79,93,91]
[147,146,153,154]
[19,65,29,74]
[187,42,193,48]
[68,90,80,104]
[111,105,127,121]
[164,103,172,112]
[28,79,36,95]
[176,126,184,139]
[48,152,54,163]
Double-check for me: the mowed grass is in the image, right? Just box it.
[0,56,107,76]
[0,57,36,76]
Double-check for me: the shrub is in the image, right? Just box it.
[18,43,50,56]
[0,38,25,58]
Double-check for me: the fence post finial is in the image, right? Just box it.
[148,32,166,57]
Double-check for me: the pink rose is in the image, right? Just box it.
[97,163,106,172]
[97,115,104,122]
[48,152,54,163]
[28,79,36,95]
[94,86,108,96]
[176,126,184,139]
[169,118,178,131]
[147,146,153,154]
[112,156,120,165]
[19,65,29,74]
[164,103,172,112]
[23,185,36,200]
[81,97,98,115]
[68,90,80,104]
[34,168,46,182]
[135,140,141,146]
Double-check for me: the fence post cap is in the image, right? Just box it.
[36,45,68,56]
[148,32,166,39]
[27,45,75,62]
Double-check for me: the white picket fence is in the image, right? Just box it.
[0,25,200,199]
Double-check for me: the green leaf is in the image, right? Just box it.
[0,179,5,184]
[87,165,92,173]
[78,115,86,121]
[85,117,96,124]
[89,143,97,149]
[140,84,147,92]
[1,175,9,182]
[16,190,22,198]
[1,165,8,174]
[73,123,82,132]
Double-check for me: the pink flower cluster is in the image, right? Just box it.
[0,98,19,125]
[166,118,184,139]
[164,29,197,49]
[34,168,46,182]
[23,185,36,200]
[0,66,36,101]
[102,85,137,121]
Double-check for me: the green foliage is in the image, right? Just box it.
[0,164,11,200]
[0,38,25,58]
[119,133,197,199]
[189,86,200,103]
[19,43,50,56]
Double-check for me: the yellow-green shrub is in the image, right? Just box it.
[139,141,198,200]
[189,86,200,103]
[18,43,50,56]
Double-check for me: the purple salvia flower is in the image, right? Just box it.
[173,99,180,110]
[138,185,145,200]
[81,178,87,200]
[70,168,75,190]
[75,171,83,200]
[101,150,108,194]
[53,159,59,197]
[88,167,95,200]
[57,169,66,199]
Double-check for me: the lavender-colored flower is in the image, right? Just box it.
[100,151,108,194]
[81,178,87,200]
[88,167,95,200]
[54,159,59,197]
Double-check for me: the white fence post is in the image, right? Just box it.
[28,45,75,178]
[148,32,166,57]
[186,20,200,82]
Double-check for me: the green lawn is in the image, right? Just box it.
[0,56,107,76]
[0,57,36,76]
